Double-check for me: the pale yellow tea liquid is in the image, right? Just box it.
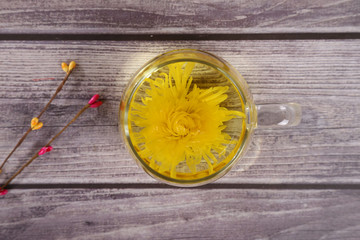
[127,61,247,181]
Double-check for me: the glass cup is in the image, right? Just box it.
[119,49,301,187]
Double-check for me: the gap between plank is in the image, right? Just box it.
[6,183,360,190]
[0,33,360,41]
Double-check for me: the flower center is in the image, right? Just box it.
[167,110,201,137]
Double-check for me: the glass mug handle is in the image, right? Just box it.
[255,103,302,128]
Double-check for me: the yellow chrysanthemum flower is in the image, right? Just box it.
[129,62,245,178]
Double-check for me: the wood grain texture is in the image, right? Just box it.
[0,188,359,240]
[0,0,359,34]
[0,40,359,185]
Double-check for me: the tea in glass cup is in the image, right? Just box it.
[119,49,301,187]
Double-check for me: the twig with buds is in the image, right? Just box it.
[0,61,77,173]
[0,94,103,195]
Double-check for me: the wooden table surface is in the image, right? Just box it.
[1,1,359,239]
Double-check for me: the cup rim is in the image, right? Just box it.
[119,49,255,187]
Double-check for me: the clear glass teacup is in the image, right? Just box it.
[119,49,301,187]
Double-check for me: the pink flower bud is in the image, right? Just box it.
[0,188,8,196]
[88,94,100,105]
[38,147,46,155]
[45,146,53,153]
[38,146,53,155]
[90,101,103,108]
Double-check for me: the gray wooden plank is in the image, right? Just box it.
[0,0,359,34]
[0,40,359,185]
[0,188,359,240]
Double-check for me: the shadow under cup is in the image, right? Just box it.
[119,49,257,187]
